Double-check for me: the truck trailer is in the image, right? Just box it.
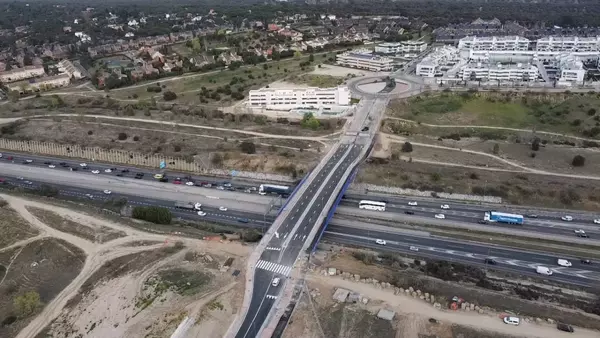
[174,201,195,210]
[259,184,291,196]
[484,211,524,225]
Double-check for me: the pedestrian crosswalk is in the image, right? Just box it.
[256,260,292,276]
[265,247,281,251]
[266,295,277,300]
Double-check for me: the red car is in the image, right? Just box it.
[173,180,182,185]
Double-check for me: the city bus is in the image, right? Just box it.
[358,200,386,212]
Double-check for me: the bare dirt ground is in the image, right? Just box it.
[0,194,252,338]
[283,249,600,338]
[0,199,40,248]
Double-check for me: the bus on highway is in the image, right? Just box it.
[358,200,386,212]
[484,211,524,225]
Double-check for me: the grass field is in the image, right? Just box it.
[286,74,345,87]
[389,91,600,138]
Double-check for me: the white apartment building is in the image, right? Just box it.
[336,51,394,71]
[460,62,539,82]
[248,86,351,111]
[558,57,586,84]
[0,65,45,83]
[58,60,84,79]
[536,36,600,52]
[7,74,71,93]
[374,41,427,55]
[458,36,531,51]
[416,46,460,77]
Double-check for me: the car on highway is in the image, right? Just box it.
[59,162,67,166]
[197,211,207,216]
[272,277,280,287]
[223,182,232,187]
[103,190,111,194]
[408,201,418,206]
[91,170,100,174]
[577,232,589,238]
[557,259,572,267]
[44,161,51,165]
[434,214,445,219]
[173,180,182,185]
[134,174,143,179]
[23,180,33,185]
[24,159,33,163]
[0,153,2,158]
[250,187,257,191]
[404,211,415,215]
[237,218,249,223]
[503,316,520,326]
[85,194,93,199]
[203,183,212,188]
[48,165,56,168]
[536,266,553,275]
[409,246,419,252]
[17,177,23,180]
[375,239,386,245]
[581,259,592,264]
[121,169,130,173]
[527,214,539,218]
[440,204,450,209]
[484,258,497,265]
[217,186,225,190]
[104,169,112,173]
[244,189,252,193]
[185,181,194,186]
[219,206,228,211]
[194,203,202,210]
[80,163,87,167]
[116,173,123,177]
[561,215,573,221]
[594,219,600,224]
[153,174,163,179]
[70,167,78,171]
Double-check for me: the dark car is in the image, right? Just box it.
[70,167,78,171]
[581,259,592,264]
[116,173,123,177]
[404,211,415,215]
[43,161,51,165]
[237,218,249,223]
[556,323,574,333]
[577,233,590,238]
[484,258,497,265]
[159,177,168,182]
[361,126,369,132]
[121,169,130,173]
[59,162,67,166]
[134,175,143,179]
[478,220,488,224]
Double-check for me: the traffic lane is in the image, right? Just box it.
[326,224,600,271]
[258,145,351,257]
[0,165,273,212]
[344,193,600,223]
[1,151,259,189]
[236,269,280,338]
[279,146,361,265]
[322,232,595,288]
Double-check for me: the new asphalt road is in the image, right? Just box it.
[235,143,364,338]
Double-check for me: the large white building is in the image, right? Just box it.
[558,57,586,84]
[536,36,600,52]
[0,65,46,83]
[335,51,393,71]
[374,41,427,56]
[416,46,461,77]
[458,36,530,51]
[248,86,351,111]
[459,62,539,82]
[7,74,71,93]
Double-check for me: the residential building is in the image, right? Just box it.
[535,36,600,52]
[374,41,427,55]
[0,65,45,83]
[558,57,586,84]
[336,50,393,71]
[58,60,84,79]
[416,46,460,77]
[458,36,530,51]
[248,86,350,111]
[6,74,71,93]
[459,62,539,82]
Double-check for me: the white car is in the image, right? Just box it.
[79,163,87,167]
[104,169,112,173]
[259,191,267,195]
[85,194,93,199]
[272,277,280,287]
[16,176,24,180]
[557,259,572,267]
[91,170,100,174]
[594,219,600,224]
[48,165,56,168]
[561,215,573,221]
[434,214,445,219]
[194,203,202,210]
[408,201,418,206]
[25,159,33,163]
[216,186,225,190]
[250,187,257,191]
[197,211,207,216]
[503,316,520,326]
[375,239,386,245]
[185,181,194,186]
[103,190,111,194]
[574,229,586,234]
[440,204,450,209]
[409,246,419,251]
[219,206,228,211]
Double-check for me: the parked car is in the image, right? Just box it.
[503,316,520,326]
[556,323,574,333]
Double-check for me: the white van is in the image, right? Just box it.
[557,259,572,267]
[503,316,520,326]
[536,266,553,275]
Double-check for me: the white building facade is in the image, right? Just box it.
[416,46,460,77]
[460,62,539,82]
[7,74,71,93]
[336,51,393,71]
[458,36,530,51]
[536,36,600,52]
[248,86,351,111]
[374,41,427,55]
[0,65,46,83]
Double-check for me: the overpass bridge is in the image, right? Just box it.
[226,97,389,338]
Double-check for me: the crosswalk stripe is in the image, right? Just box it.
[256,260,292,276]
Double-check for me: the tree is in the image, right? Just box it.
[588,108,597,116]
[309,53,314,62]
[13,291,42,318]
[239,141,256,154]
[163,91,177,101]
[492,143,500,155]
[8,90,19,103]
[401,141,413,153]
[132,206,172,224]
[117,132,128,140]
[38,184,58,197]
[240,229,262,242]
[572,155,586,167]
[301,113,320,130]
[531,137,540,151]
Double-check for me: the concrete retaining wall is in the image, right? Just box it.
[352,183,503,204]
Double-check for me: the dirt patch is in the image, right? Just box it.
[0,238,85,338]
[0,202,39,249]
[26,206,125,243]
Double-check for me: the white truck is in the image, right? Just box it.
[535,266,553,276]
